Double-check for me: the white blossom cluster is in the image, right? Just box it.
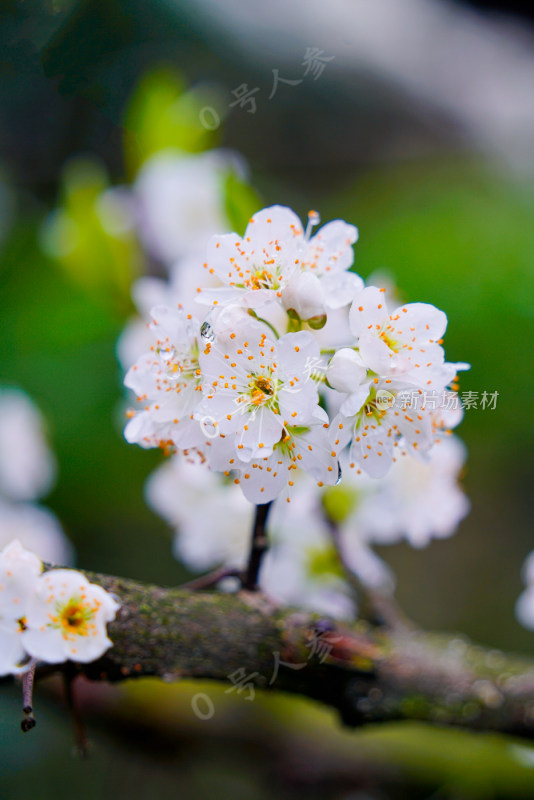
[0,540,119,676]
[124,204,469,506]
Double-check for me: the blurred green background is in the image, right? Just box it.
[1,0,534,797]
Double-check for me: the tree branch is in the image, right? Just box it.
[55,570,534,740]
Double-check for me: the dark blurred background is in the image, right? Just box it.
[1,0,534,797]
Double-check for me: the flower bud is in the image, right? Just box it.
[326,349,367,394]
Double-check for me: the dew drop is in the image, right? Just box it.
[305,210,321,240]
[158,346,176,367]
[200,321,215,343]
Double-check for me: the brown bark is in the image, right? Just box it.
[49,569,534,740]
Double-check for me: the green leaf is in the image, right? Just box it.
[42,157,142,316]
[124,67,226,177]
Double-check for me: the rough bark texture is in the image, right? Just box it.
[68,570,534,739]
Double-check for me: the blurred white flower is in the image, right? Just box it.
[135,149,243,265]
[337,436,469,550]
[146,453,353,617]
[146,454,253,571]
[0,502,73,566]
[516,552,534,631]
[261,484,355,619]
[0,389,56,502]
[0,387,74,567]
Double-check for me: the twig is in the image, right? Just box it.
[243,502,272,590]
[180,567,241,591]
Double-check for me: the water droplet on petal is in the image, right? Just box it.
[200,321,215,343]
[200,415,219,439]
[158,346,176,367]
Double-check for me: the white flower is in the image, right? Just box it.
[331,381,464,478]
[0,502,74,566]
[209,408,339,503]
[134,149,243,265]
[145,454,253,571]
[196,324,323,462]
[24,570,120,664]
[0,541,118,671]
[348,286,468,389]
[0,389,56,502]
[0,540,42,676]
[199,205,358,322]
[517,587,534,632]
[124,306,204,451]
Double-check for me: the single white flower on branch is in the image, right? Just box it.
[24,569,120,665]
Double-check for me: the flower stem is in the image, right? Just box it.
[243,502,272,591]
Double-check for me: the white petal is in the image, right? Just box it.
[306,220,358,275]
[349,286,387,338]
[320,271,364,310]
[245,205,304,247]
[282,272,325,321]
[389,302,447,343]
[358,334,411,376]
